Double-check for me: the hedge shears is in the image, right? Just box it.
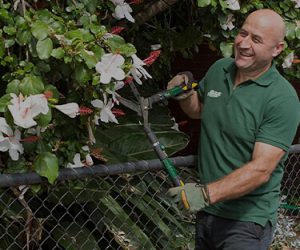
[116,81,199,210]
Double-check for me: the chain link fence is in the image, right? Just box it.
[0,148,299,250]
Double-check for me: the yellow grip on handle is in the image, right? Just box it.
[179,180,190,210]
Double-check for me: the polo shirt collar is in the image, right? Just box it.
[223,60,278,87]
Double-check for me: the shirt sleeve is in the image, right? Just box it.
[255,96,300,151]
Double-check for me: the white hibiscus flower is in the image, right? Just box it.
[95,53,125,84]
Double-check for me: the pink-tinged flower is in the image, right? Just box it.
[0,117,24,161]
[282,52,294,68]
[111,0,135,23]
[143,50,161,66]
[67,153,84,168]
[130,54,152,85]
[226,0,240,10]
[95,53,125,84]
[8,93,49,129]
[292,0,300,8]
[110,26,125,34]
[55,103,80,118]
[67,148,94,168]
[221,14,236,31]
[105,81,125,104]
[82,146,94,166]
[91,96,118,124]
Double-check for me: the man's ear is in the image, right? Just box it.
[272,42,284,57]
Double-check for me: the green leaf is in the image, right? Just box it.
[197,0,211,7]
[16,30,32,45]
[73,64,91,83]
[0,94,12,112]
[31,20,49,40]
[0,37,5,58]
[65,29,94,42]
[80,49,98,69]
[220,41,233,58]
[34,152,58,184]
[51,221,101,250]
[106,36,137,56]
[36,38,53,59]
[20,74,44,95]
[94,124,189,162]
[3,26,16,35]
[36,109,52,127]
[51,47,65,59]
[6,79,20,95]
[285,22,296,40]
[87,195,156,249]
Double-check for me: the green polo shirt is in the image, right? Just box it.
[198,58,300,226]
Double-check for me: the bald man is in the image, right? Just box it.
[167,9,299,250]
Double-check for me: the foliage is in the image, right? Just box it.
[131,0,300,86]
[0,0,187,183]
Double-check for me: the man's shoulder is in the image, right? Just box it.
[210,57,234,69]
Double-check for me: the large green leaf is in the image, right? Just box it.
[197,0,211,7]
[87,196,156,250]
[36,38,53,59]
[20,74,44,95]
[51,221,101,250]
[94,123,189,162]
[0,94,12,112]
[46,180,107,204]
[220,41,233,58]
[6,80,20,95]
[31,20,49,40]
[0,37,5,58]
[80,49,98,69]
[34,152,58,184]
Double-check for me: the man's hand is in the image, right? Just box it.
[167,183,210,213]
[167,71,195,100]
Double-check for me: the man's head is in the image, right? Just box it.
[234,9,286,76]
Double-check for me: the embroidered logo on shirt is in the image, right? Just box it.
[207,90,222,98]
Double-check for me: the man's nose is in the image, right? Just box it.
[239,36,251,48]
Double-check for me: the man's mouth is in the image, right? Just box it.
[238,50,253,57]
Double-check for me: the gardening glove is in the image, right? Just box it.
[167,183,210,213]
[167,71,195,100]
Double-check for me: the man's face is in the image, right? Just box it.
[234,17,280,73]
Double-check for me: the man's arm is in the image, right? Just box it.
[178,91,202,119]
[207,142,285,204]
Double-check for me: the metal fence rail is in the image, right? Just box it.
[0,149,299,249]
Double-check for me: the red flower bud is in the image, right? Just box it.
[111,26,125,34]
[21,136,40,143]
[112,108,125,117]
[44,90,53,99]
[143,50,161,66]
[79,107,93,115]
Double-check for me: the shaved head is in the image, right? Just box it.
[245,9,286,43]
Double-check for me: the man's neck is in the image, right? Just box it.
[235,64,271,86]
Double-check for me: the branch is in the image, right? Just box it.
[134,0,179,25]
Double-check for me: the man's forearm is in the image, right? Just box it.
[207,161,271,204]
[179,91,202,119]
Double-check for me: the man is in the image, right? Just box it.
[167,9,300,250]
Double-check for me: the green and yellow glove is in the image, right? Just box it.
[167,183,211,213]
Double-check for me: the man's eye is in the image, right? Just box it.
[253,38,261,43]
